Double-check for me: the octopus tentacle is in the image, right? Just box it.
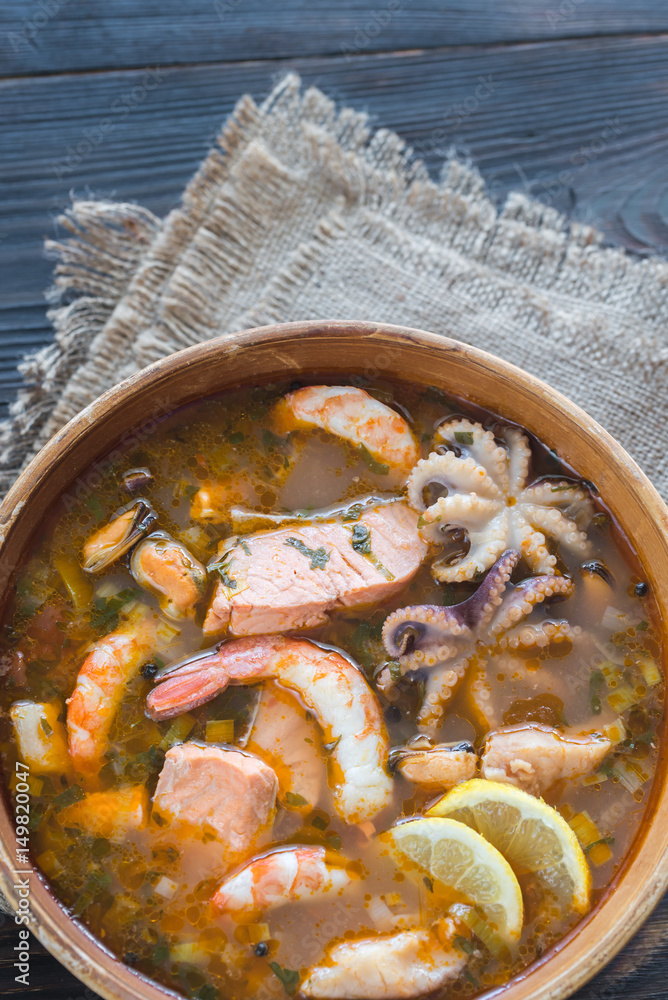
[458,548,519,631]
[417,657,471,735]
[506,510,557,574]
[418,494,503,544]
[434,418,509,490]
[489,574,575,635]
[407,452,501,511]
[520,481,589,509]
[520,503,592,557]
[499,619,581,653]
[501,427,532,494]
[382,605,469,674]
[431,529,507,583]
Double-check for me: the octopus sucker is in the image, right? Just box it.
[407,418,593,582]
[500,620,580,653]
[382,549,575,731]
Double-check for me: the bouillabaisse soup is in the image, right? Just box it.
[0,379,663,1000]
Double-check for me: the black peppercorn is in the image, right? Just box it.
[635,582,649,597]
[142,661,159,679]
[384,705,402,724]
[254,942,269,957]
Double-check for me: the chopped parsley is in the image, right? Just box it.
[584,835,615,856]
[240,540,251,556]
[40,717,53,737]
[53,783,85,811]
[454,934,475,955]
[350,523,372,555]
[453,430,474,445]
[269,962,300,996]
[90,588,139,632]
[228,431,244,445]
[311,815,329,831]
[342,503,364,522]
[358,444,389,476]
[285,537,330,570]
[284,791,308,807]
[71,870,112,917]
[208,556,237,590]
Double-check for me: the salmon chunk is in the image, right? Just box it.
[153,742,277,856]
[203,502,426,637]
[481,724,611,796]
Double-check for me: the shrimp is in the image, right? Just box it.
[146,636,392,823]
[273,386,419,477]
[301,927,466,999]
[212,846,351,913]
[66,607,158,782]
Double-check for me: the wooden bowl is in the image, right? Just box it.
[1,320,667,1000]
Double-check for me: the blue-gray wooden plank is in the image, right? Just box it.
[2,0,668,76]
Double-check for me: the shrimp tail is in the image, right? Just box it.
[146,664,230,720]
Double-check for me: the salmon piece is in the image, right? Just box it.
[481,724,611,796]
[152,742,277,856]
[203,502,426,637]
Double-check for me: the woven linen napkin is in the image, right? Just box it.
[1,71,668,502]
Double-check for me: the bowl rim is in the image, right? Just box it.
[0,318,667,1000]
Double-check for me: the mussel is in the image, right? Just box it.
[130,531,207,620]
[81,499,157,573]
[388,735,476,791]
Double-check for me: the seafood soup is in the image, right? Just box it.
[0,378,663,1000]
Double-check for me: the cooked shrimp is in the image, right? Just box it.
[67,607,158,782]
[246,682,325,809]
[481,723,611,796]
[301,927,466,999]
[212,846,351,913]
[273,386,419,477]
[146,636,392,823]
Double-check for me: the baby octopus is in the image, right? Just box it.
[381,549,575,733]
[408,417,591,582]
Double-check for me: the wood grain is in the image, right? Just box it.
[2,0,668,77]
[1,33,668,420]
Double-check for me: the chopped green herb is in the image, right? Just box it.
[28,801,46,831]
[285,537,330,570]
[262,429,289,452]
[90,588,139,632]
[71,870,112,917]
[311,815,329,831]
[593,512,610,529]
[86,495,105,521]
[228,431,244,445]
[194,985,219,1000]
[454,934,475,955]
[388,660,402,683]
[551,483,577,492]
[423,875,434,893]
[152,941,170,965]
[358,445,389,476]
[269,962,300,996]
[326,834,342,850]
[92,837,111,859]
[53,784,85,811]
[40,717,53,737]
[464,969,480,989]
[182,483,199,500]
[240,540,251,556]
[208,556,237,590]
[584,835,615,856]
[637,620,649,632]
[350,523,372,555]
[284,791,308,807]
[342,503,364,522]
[589,669,605,715]
[454,431,474,445]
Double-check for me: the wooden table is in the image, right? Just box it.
[1,2,667,997]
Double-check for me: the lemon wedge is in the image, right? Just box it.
[427,778,592,914]
[387,816,524,947]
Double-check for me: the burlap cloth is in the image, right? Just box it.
[1,72,667,501]
[1,74,668,941]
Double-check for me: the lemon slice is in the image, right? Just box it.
[427,779,592,914]
[387,816,523,946]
